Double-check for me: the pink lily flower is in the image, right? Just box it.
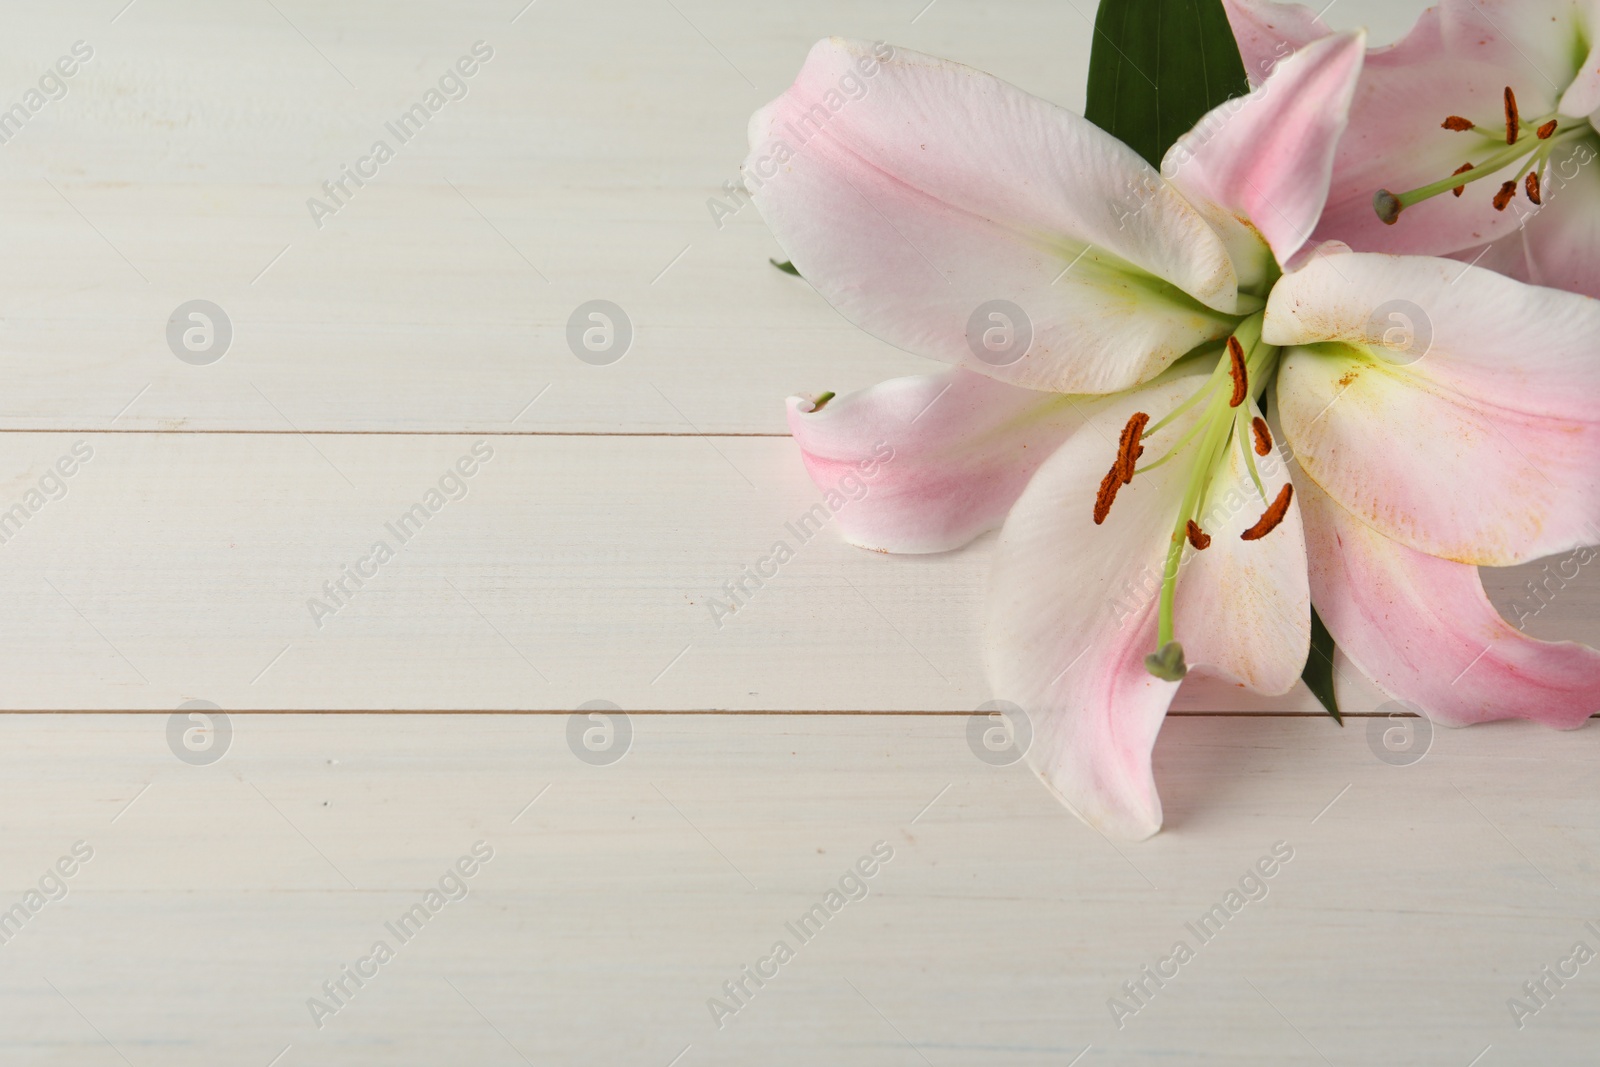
[748,35,1600,837]
[1226,0,1600,297]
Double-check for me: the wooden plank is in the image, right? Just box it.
[1,2,1594,1064]
[0,0,1103,435]
[0,431,1590,713]
[0,713,1596,1065]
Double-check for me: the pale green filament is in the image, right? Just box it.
[1236,408,1267,504]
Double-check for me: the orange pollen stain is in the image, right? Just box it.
[1241,483,1294,541]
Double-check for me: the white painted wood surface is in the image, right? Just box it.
[1,0,1596,1064]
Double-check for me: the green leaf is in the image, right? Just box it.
[1084,0,1250,168]
[769,258,801,276]
[1303,605,1342,725]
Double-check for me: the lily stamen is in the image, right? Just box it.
[1374,99,1582,223]
[1241,483,1294,540]
[1526,171,1542,204]
[1117,411,1149,479]
[1251,416,1273,455]
[1137,311,1283,681]
[1227,336,1248,407]
[1093,410,1150,524]
[1093,466,1121,525]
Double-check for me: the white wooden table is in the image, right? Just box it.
[2,1,1596,1063]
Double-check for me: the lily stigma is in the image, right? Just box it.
[1375,86,1590,223]
[1092,311,1290,681]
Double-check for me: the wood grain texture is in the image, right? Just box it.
[0,0,1595,1064]
[3,714,1599,1065]
[0,431,1589,713]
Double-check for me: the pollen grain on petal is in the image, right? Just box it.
[1441,115,1474,131]
[1526,170,1542,205]
[1185,520,1211,550]
[1493,180,1517,211]
[1503,86,1519,144]
[1451,162,1473,197]
[1251,416,1272,456]
[1241,483,1294,541]
[1537,119,1558,139]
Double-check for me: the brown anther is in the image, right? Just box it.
[1115,411,1150,485]
[1185,520,1211,550]
[1504,86,1519,144]
[1227,337,1248,408]
[1441,115,1475,132]
[1094,410,1150,524]
[1241,483,1294,541]
[1451,162,1473,197]
[1493,180,1517,211]
[1093,466,1121,525]
[1251,416,1272,456]
[1537,119,1558,139]
[1526,170,1542,205]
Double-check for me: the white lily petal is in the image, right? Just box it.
[1299,469,1600,728]
[1222,0,1333,87]
[987,372,1308,839]
[745,38,1241,395]
[785,369,1088,554]
[1174,399,1310,695]
[1270,251,1600,564]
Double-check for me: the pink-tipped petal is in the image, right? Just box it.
[1270,252,1600,565]
[785,370,1086,554]
[1175,400,1310,694]
[1298,468,1600,728]
[986,374,1308,839]
[1164,31,1366,271]
[1222,0,1334,86]
[745,39,1240,396]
